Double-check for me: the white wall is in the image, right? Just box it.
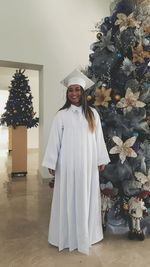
[0,0,111,177]
[0,67,39,148]
[25,70,39,149]
[0,90,9,115]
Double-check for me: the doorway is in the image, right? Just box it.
[0,61,43,177]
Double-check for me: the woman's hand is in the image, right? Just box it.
[48,168,55,176]
[98,165,105,172]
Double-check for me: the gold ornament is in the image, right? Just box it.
[87,95,92,101]
[114,94,121,101]
[131,41,150,63]
[13,110,17,113]
[96,32,103,40]
[123,203,129,211]
[94,87,112,107]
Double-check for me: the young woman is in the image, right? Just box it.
[42,69,110,254]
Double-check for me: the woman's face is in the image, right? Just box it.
[67,84,82,106]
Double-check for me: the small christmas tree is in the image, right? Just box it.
[86,0,150,239]
[0,69,39,128]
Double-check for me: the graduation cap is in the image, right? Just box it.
[60,68,94,90]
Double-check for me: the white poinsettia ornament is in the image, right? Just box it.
[109,136,137,164]
[131,180,143,189]
[115,13,140,32]
[134,169,150,191]
[97,29,115,52]
[116,88,146,113]
[135,171,149,184]
[134,27,149,46]
[121,57,136,76]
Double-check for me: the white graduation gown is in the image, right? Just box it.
[42,104,110,254]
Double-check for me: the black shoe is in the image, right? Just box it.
[128,231,136,240]
[136,231,145,241]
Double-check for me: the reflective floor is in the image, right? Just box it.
[0,127,150,267]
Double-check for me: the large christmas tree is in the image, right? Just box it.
[86,0,150,239]
[0,69,39,128]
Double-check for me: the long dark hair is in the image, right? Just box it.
[59,87,96,132]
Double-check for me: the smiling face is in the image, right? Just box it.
[67,84,82,106]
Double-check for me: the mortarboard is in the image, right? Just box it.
[60,68,94,90]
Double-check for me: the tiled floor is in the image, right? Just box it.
[0,126,150,267]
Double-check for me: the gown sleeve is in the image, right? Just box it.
[93,109,110,166]
[42,111,63,170]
